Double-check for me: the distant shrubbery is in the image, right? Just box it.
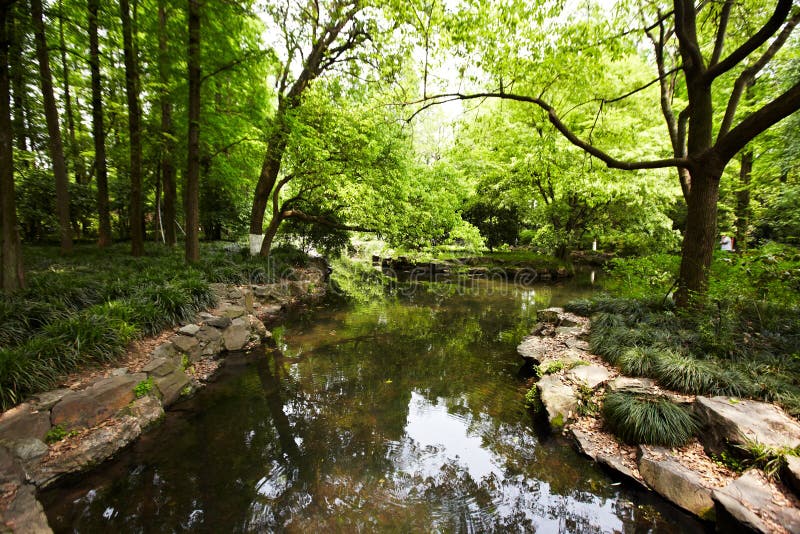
[0,243,308,409]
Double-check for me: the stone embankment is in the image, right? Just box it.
[0,275,323,533]
[519,307,800,533]
[373,256,572,282]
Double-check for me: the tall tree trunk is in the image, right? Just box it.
[259,213,283,258]
[185,0,200,263]
[8,6,26,153]
[735,150,752,253]
[58,0,84,183]
[120,0,143,256]
[31,0,72,254]
[1,4,25,292]
[675,168,721,307]
[88,0,111,247]
[158,0,176,247]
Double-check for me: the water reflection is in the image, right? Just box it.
[40,276,707,533]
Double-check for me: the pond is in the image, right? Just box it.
[40,273,707,532]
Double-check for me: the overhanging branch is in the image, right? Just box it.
[407,92,690,171]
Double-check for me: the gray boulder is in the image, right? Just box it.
[51,373,146,430]
[516,336,548,362]
[713,469,800,533]
[0,481,52,533]
[152,341,178,360]
[537,374,577,427]
[170,334,201,361]
[178,324,200,336]
[571,428,645,488]
[638,445,715,520]
[567,364,611,389]
[9,437,48,462]
[154,368,191,407]
[223,317,249,351]
[204,316,231,329]
[694,396,800,456]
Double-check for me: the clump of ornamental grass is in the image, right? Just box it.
[652,351,717,395]
[602,390,699,447]
[618,346,664,377]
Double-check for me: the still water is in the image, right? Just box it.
[41,275,706,532]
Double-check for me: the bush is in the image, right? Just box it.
[602,390,699,447]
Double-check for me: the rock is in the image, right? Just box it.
[201,337,223,357]
[198,311,215,321]
[170,334,201,361]
[537,374,577,427]
[517,336,549,362]
[204,316,231,329]
[0,482,52,533]
[223,317,249,351]
[51,373,146,430]
[570,429,645,488]
[785,456,800,498]
[178,324,200,336]
[219,304,246,319]
[253,286,269,298]
[109,367,128,377]
[248,315,268,340]
[0,403,52,442]
[607,376,657,392]
[126,395,164,429]
[261,303,282,315]
[142,356,180,378]
[31,416,142,488]
[152,342,178,360]
[27,389,70,411]
[196,325,223,344]
[154,368,191,407]
[638,445,716,520]
[9,438,48,462]
[556,326,582,336]
[713,470,800,534]
[694,396,800,456]
[567,364,611,389]
[564,337,590,351]
[242,288,254,313]
[537,307,563,324]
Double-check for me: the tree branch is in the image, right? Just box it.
[709,0,733,67]
[717,10,800,140]
[704,0,794,82]
[408,92,690,171]
[716,81,800,163]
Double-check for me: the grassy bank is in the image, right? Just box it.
[0,242,308,410]
[566,243,800,416]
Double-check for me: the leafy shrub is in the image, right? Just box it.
[618,346,663,377]
[602,390,699,447]
[652,351,717,394]
[134,377,155,398]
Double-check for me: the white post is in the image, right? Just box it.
[592,239,597,251]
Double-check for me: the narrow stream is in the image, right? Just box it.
[41,275,706,532]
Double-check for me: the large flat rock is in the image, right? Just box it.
[0,402,52,442]
[570,428,644,488]
[694,396,800,456]
[713,470,800,534]
[30,416,142,488]
[638,445,716,520]
[51,373,146,430]
[222,317,249,351]
[154,368,191,407]
[537,374,577,428]
[567,364,611,389]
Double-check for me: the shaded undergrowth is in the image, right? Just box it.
[566,293,800,417]
[0,242,307,409]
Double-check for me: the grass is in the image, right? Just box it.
[602,390,699,447]
[570,244,800,416]
[0,242,308,410]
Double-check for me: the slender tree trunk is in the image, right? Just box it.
[185,0,200,263]
[249,111,288,236]
[735,151,752,253]
[58,1,84,184]
[158,0,176,246]
[31,0,72,254]
[1,3,24,291]
[88,0,111,247]
[120,0,143,256]
[675,168,721,307]
[8,7,26,153]
[259,214,283,257]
